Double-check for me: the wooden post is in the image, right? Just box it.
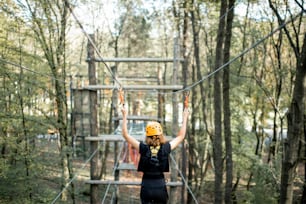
[88,34,100,204]
[157,67,165,125]
[111,65,120,204]
[170,35,180,203]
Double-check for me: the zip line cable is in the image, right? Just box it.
[170,154,199,204]
[65,0,122,90]
[51,144,102,204]
[50,137,125,203]
[0,58,67,84]
[101,142,125,204]
[175,10,304,94]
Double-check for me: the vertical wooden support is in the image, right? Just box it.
[170,35,180,203]
[112,66,120,204]
[157,67,165,124]
[88,34,100,204]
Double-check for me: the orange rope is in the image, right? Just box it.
[184,91,189,109]
[119,88,125,106]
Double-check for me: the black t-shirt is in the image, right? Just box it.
[137,142,171,173]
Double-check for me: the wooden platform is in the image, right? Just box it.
[73,84,183,91]
[116,163,137,170]
[85,135,173,142]
[113,115,161,121]
[89,57,185,63]
[85,135,144,141]
[85,180,183,186]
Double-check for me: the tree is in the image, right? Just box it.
[213,0,227,203]
[223,0,235,203]
[16,0,74,202]
[268,1,306,203]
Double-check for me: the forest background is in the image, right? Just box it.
[0,0,305,203]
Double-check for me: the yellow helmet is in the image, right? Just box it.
[146,122,163,136]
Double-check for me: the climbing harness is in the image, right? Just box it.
[150,145,160,157]
[150,145,161,167]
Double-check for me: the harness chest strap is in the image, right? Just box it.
[150,145,160,157]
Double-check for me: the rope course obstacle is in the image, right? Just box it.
[74,33,191,203]
[64,3,192,203]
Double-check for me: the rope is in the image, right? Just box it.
[119,88,125,106]
[4,1,302,98]
[65,0,122,90]
[101,142,125,204]
[169,154,199,204]
[184,90,190,109]
[0,58,67,84]
[51,145,101,204]
[175,10,304,94]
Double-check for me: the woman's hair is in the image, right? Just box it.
[145,134,166,147]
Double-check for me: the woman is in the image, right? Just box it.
[121,107,189,204]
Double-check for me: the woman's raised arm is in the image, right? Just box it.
[170,108,189,150]
[121,107,140,151]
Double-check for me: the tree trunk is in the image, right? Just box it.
[190,0,211,202]
[214,1,227,203]
[181,0,189,202]
[280,43,306,203]
[302,115,306,203]
[223,0,235,203]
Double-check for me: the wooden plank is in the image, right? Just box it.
[85,180,183,186]
[85,135,145,141]
[116,163,137,170]
[118,77,157,82]
[85,135,173,141]
[113,115,161,121]
[89,57,185,63]
[73,84,183,91]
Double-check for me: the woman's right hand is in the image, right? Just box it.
[121,107,127,119]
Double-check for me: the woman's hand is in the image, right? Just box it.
[183,108,189,120]
[170,108,189,150]
[121,106,127,119]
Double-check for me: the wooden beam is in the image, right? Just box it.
[85,135,173,141]
[113,115,161,121]
[116,163,137,170]
[85,180,183,186]
[118,77,158,82]
[85,135,144,141]
[74,84,183,91]
[88,57,185,63]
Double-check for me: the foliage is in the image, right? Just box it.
[249,162,279,204]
